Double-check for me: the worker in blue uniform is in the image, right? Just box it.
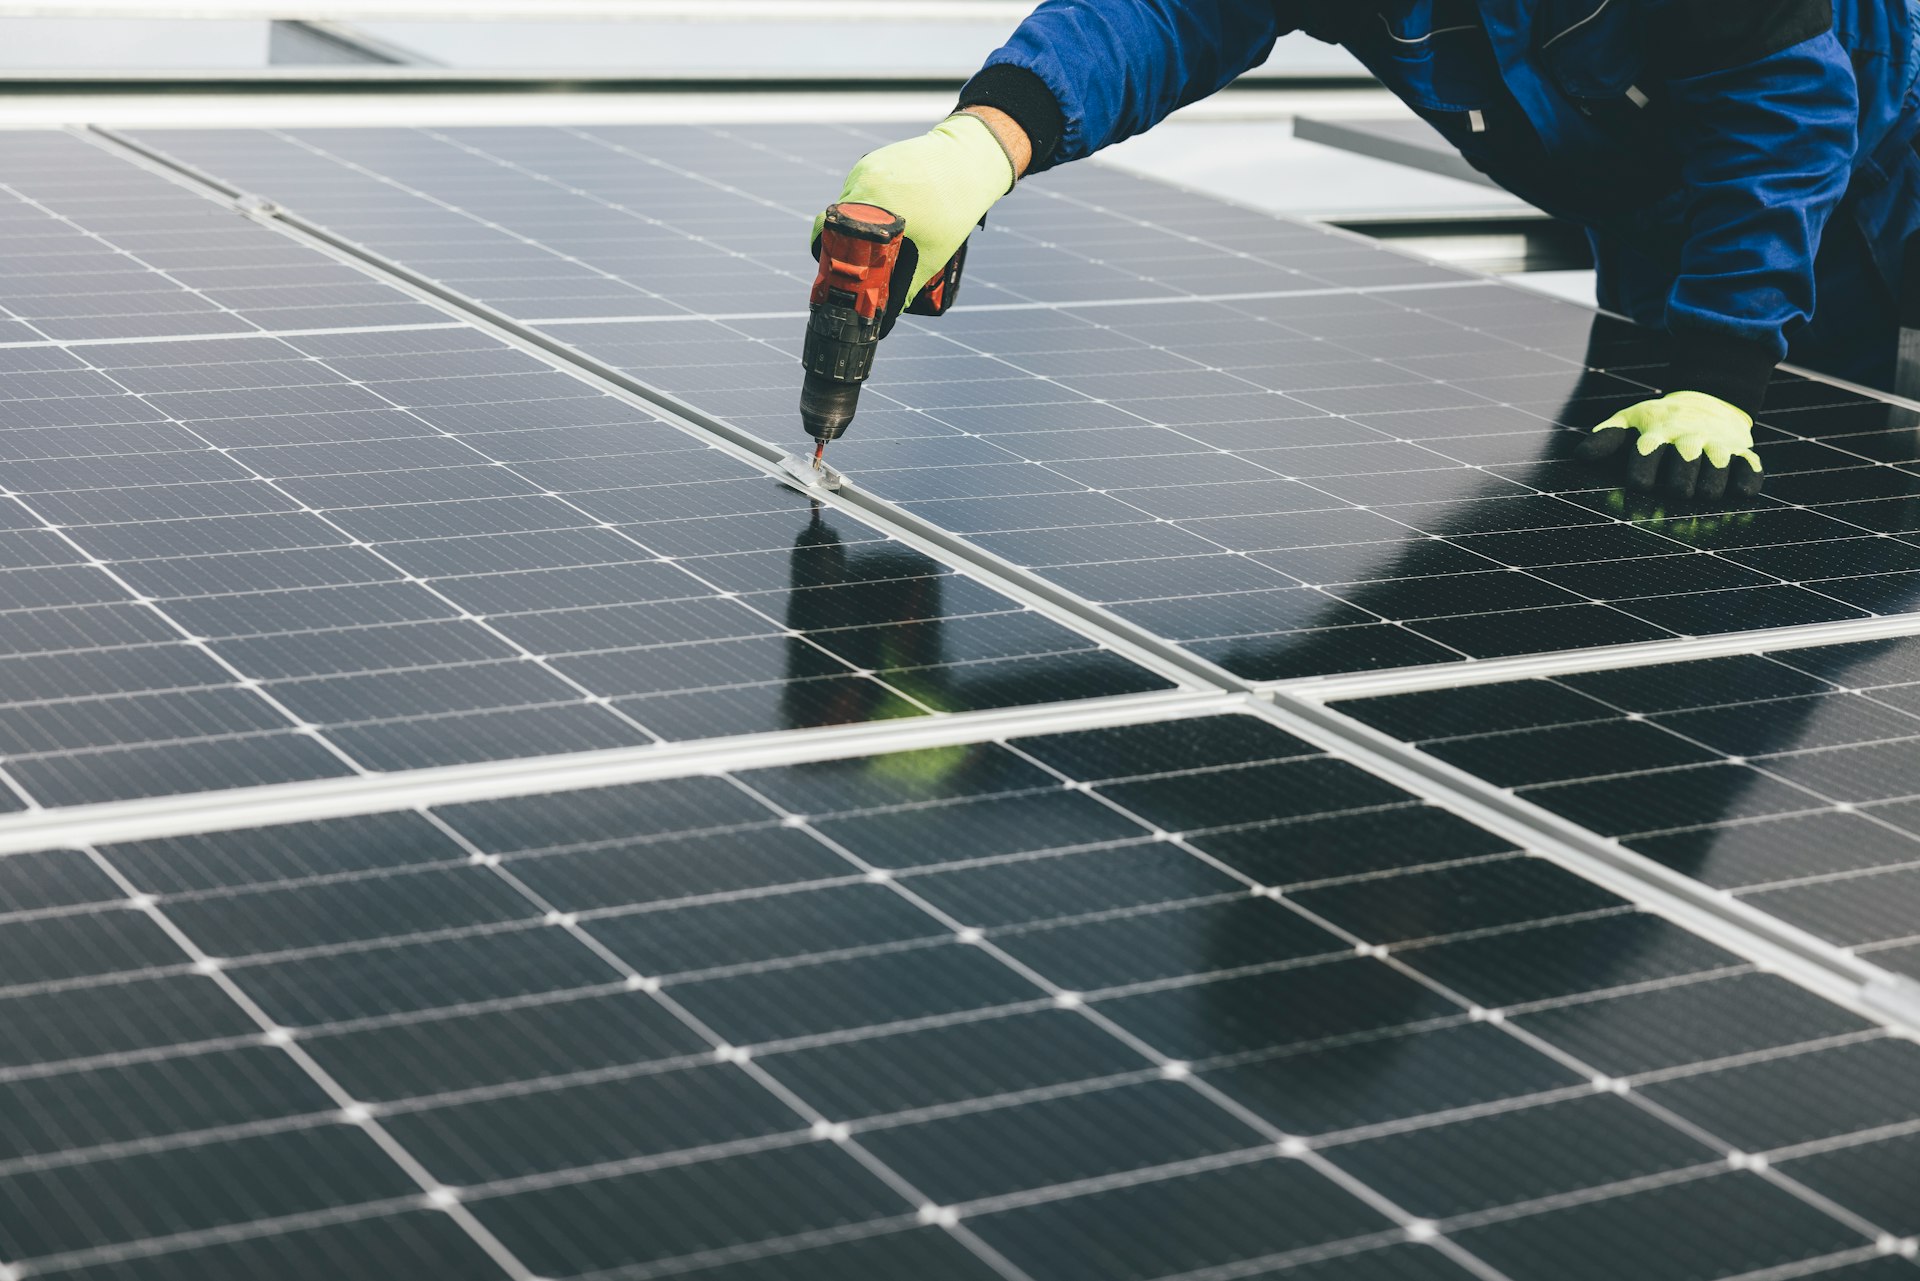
[820,0,1920,499]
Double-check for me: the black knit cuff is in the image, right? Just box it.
[1668,327,1777,418]
[957,63,1066,173]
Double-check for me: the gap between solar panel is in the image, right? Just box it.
[0,691,1242,859]
[1273,613,1920,703]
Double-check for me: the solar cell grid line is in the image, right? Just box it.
[0,451,365,811]
[17,844,545,1281]
[0,317,1171,807]
[55,332,677,757]
[129,125,800,322]
[114,124,1920,683]
[0,327,637,805]
[0,133,444,341]
[0,713,1913,1280]
[192,127,704,322]
[1334,634,1920,986]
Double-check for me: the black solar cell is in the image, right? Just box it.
[1339,636,1920,980]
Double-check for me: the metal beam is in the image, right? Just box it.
[1294,114,1499,188]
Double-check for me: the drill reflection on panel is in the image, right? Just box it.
[782,503,950,731]
[799,199,967,476]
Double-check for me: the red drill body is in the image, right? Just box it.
[800,201,965,468]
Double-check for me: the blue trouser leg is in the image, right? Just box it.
[1786,211,1901,391]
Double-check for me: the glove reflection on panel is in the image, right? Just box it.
[1574,390,1764,501]
[811,113,1015,308]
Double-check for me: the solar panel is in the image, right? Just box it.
[0,133,447,340]
[1337,636,1920,981]
[1,120,1916,1279]
[0,711,1909,1280]
[0,301,1170,808]
[123,125,1920,683]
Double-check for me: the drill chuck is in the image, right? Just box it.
[799,371,862,444]
[799,274,887,443]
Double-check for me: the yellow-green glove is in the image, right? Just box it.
[1575,390,1764,501]
[812,112,1015,307]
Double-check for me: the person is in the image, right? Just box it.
[816,0,1920,500]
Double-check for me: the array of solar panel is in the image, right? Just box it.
[128,125,1920,682]
[1339,635,1920,982]
[1,712,1914,1281]
[6,123,1906,1281]
[0,132,445,340]
[0,317,1166,809]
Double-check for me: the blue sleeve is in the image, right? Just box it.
[980,0,1287,164]
[1660,28,1859,401]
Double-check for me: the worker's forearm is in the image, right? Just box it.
[958,0,1284,171]
[958,105,1033,181]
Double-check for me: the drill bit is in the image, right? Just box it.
[812,439,826,471]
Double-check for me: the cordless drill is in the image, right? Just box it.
[800,201,966,473]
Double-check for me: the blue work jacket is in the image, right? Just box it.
[968,0,1920,409]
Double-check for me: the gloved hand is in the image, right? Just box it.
[1574,390,1763,501]
[812,112,1016,314]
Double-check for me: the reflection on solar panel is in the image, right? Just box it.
[1339,637,1920,981]
[0,714,1910,1281]
[129,125,1920,681]
[0,121,1916,1278]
